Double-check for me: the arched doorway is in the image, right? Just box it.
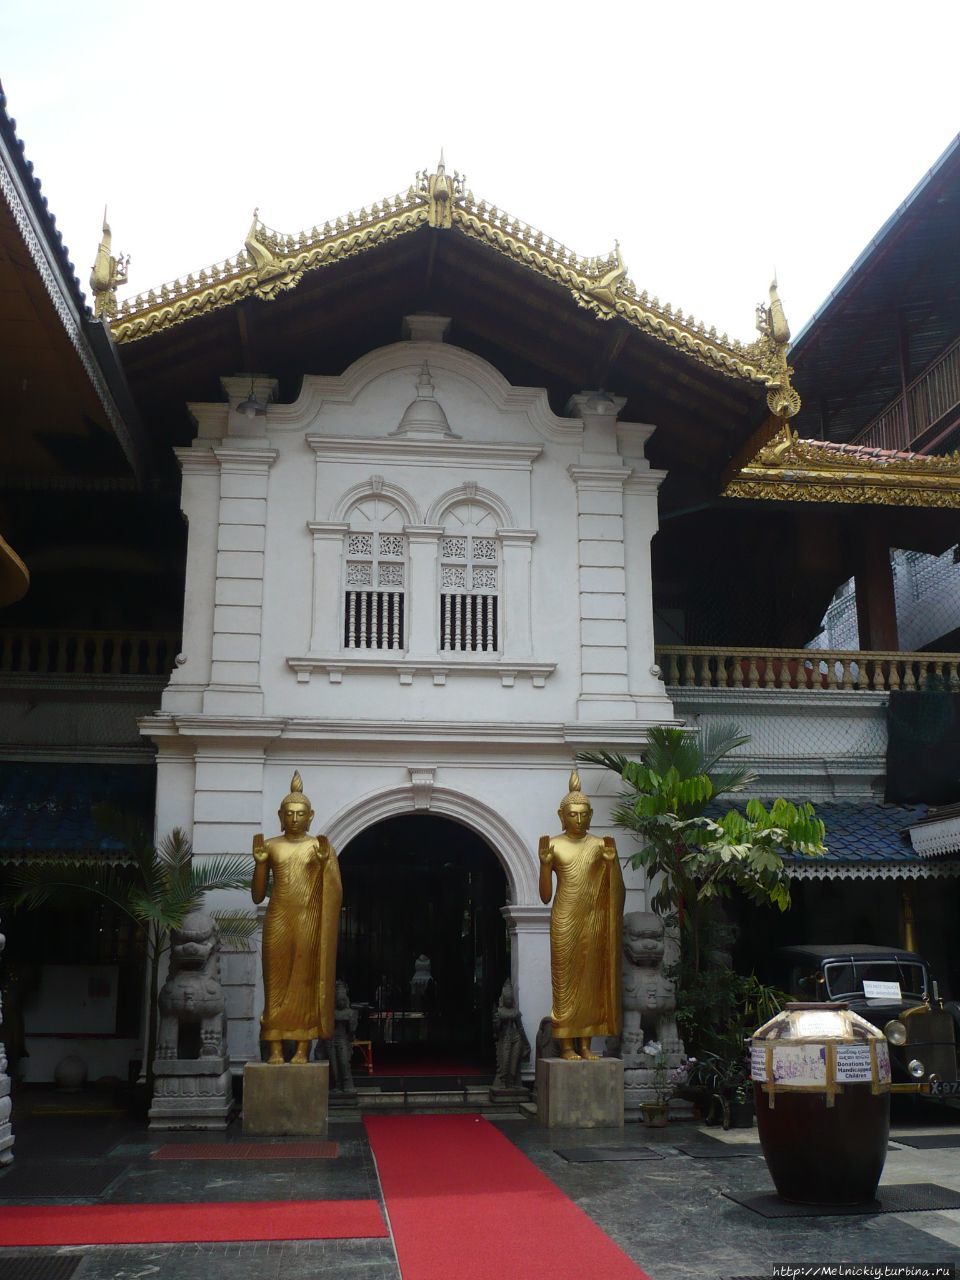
[338,813,508,1074]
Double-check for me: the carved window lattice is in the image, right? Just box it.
[441,536,467,560]
[439,520,500,653]
[379,533,405,558]
[347,533,373,557]
[343,499,406,651]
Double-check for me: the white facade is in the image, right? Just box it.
[141,319,675,1066]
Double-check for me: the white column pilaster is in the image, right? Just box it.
[500,530,537,660]
[307,522,349,653]
[203,446,277,715]
[162,448,221,713]
[405,525,443,658]
[618,421,674,722]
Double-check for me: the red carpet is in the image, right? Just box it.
[364,1114,652,1280]
[151,1141,338,1160]
[0,1199,387,1246]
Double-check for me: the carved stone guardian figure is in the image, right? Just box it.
[326,980,359,1095]
[492,979,529,1094]
[148,910,233,1131]
[156,910,227,1060]
[619,911,688,1118]
[620,911,682,1063]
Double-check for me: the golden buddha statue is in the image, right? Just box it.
[539,770,625,1061]
[251,771,342,1065]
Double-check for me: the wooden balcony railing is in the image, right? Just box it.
[852,335,960,452]
[656,646,960,692]
[0,630,180,678]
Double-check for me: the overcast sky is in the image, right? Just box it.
[4,1,959,345]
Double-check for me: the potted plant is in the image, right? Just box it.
[640,1041,696,1126]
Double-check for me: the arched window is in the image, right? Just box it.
[439,503,500,653]
[343,497,406,650]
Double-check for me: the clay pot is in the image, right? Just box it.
[751,1002,890,1204]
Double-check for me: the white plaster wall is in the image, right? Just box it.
[671,688,889,800]
[145,329,670,1066]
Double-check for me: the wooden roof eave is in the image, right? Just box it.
[723,423,960,508]
[107,162,795,408]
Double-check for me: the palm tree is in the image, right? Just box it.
[4,815,256,1096]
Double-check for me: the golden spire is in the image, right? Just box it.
[755,276,799,420]
[89,209,129,319]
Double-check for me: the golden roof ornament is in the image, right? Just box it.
[418,151,464,229]
[89,210,129,319]
[754,277,800,421]
[584,241,627,311]
[244,210,304,300]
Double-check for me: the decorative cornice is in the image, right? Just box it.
[106,158,797,403]
[789,858,960,881]
[724,424,960,508]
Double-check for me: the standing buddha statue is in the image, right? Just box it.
[251,772,342,1065]
[539,770,625,1061]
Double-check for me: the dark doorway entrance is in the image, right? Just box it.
[338,814,508,1073]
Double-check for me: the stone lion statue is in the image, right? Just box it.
[620,911,682,1065]
[156,910,226,1061]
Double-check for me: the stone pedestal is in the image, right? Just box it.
[536,1057,624,1128]
[243,1061,329,1136]
[148,1058,234,1131]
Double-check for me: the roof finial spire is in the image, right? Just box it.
[89,208,129,319]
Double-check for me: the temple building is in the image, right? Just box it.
[2,88,959,1084]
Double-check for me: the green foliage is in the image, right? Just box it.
[580,724,825,928]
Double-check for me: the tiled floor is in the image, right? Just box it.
[1,1105,960,1278]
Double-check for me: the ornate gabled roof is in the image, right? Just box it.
[107,160,798,416]
[724,423,960,507]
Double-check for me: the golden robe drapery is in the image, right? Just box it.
[260,836,342,1042]
[540,834,625,1040]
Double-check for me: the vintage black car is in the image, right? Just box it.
[772,944,960,1091]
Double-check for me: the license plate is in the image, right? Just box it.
[930,1080,960,1096]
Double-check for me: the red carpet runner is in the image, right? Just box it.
[364,1114,652,1280]
[0,1199,387,1246]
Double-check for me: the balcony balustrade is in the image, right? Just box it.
[852,335,960,452]
[0,630,180,678]
[656,646,960,693]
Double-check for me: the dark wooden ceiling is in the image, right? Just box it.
[790,133,960,447]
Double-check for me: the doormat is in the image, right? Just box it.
[675,1144,761,1159]
[0,1257,83,1280]
[723,1183,960,1218]
[889,1133,960,1148]
[0,1199,388,1246]
[555,1146,665,1162]
[366,1113,653,1280]
[0,1162,128,1197]
[151,1141,338,1160]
